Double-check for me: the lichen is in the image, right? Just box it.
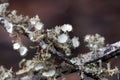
[0,2,119,80]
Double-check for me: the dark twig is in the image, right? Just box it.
[85,41,120,65]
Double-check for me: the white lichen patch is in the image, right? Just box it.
[30,15,44,31]
[55,26,61,34]
[39,41,48,49]
[34,22,43,30]
[42,69,56,77]
[70,58,77,64]
[19,46,28,56]
[61,24,72,32]
[30,15,40,25]
[34,63,44,71]
[84,35,91,42]
[58,33,68,43]
[65,52,71,56]
[72,37,80,48]
[20,76,31,80]
[5,22,13,33]
[25,60,32,67]
[1,19,13,33]
[84,34,105,51]
[13,42,21,50]
[41,43,48,49]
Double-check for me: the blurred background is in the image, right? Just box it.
[0,0,120,79]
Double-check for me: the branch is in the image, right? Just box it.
[0,3,119,79]
[84,41,120,65]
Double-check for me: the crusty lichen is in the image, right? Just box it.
[0,2,120,80]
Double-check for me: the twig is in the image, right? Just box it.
[0,11,120,80]
[85,41,120,65]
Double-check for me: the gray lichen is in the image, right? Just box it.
[0,2,120,80]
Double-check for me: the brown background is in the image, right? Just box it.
[0,0,120,80]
